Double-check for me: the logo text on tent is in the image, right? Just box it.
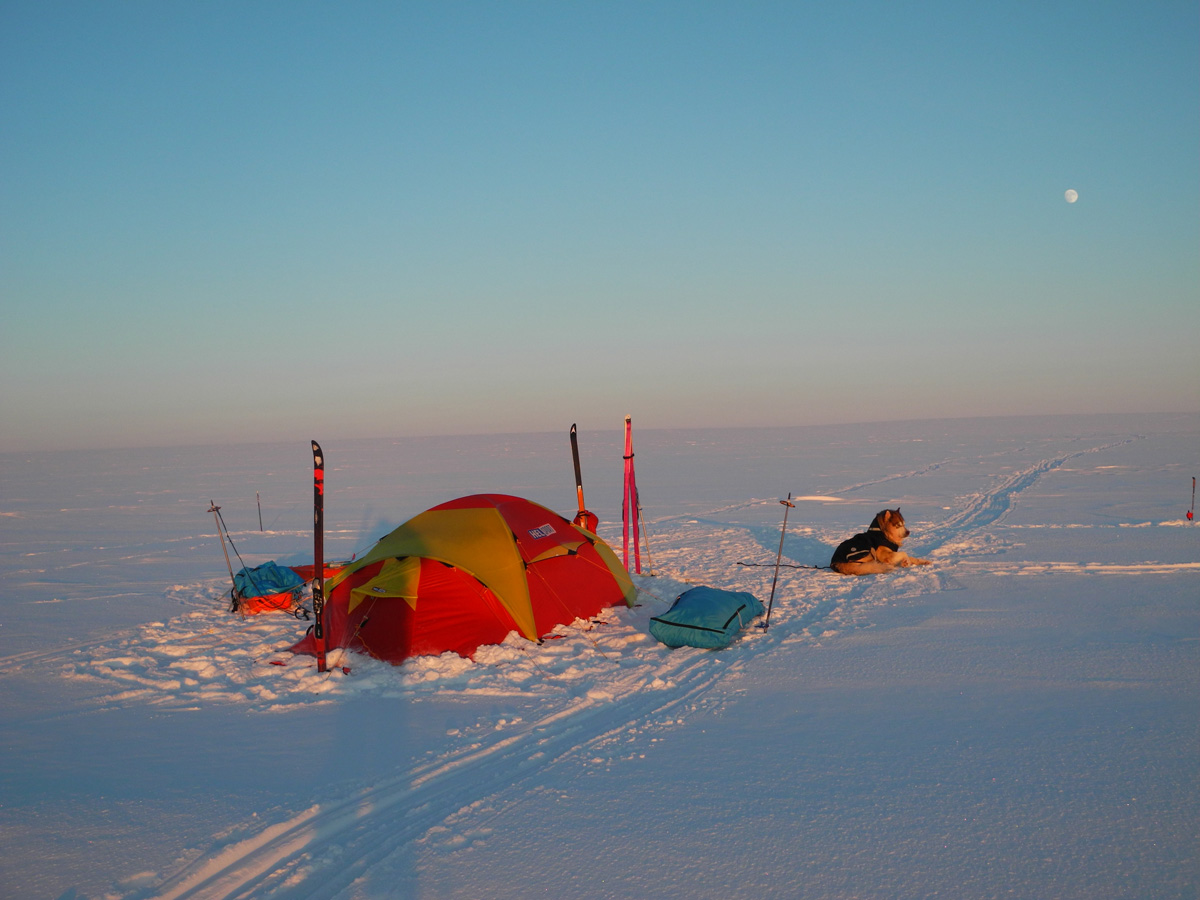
[528,523,557,540]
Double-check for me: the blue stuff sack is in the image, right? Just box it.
[648,586,764,649]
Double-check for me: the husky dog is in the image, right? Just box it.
[829,509,931,575]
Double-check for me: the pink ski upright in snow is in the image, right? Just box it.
[622,415,641,574]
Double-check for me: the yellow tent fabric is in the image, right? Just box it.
[348,556,423,613]
[327,506,538,639]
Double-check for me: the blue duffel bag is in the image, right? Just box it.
[648,586,764,649]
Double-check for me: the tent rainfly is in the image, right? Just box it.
[292,494,636,665]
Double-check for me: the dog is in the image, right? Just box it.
[829,508,931,575]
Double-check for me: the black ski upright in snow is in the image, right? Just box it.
[311,440,328,673]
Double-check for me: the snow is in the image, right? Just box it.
[1,414,1197,899]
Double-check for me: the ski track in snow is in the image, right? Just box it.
[7,436,1165,900]
[910,437,1141,556]
[954,560,1200,576]
[144,657,726,900]
[825,456,955,497]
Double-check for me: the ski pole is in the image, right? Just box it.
[759,493,795,631]
[211,501,268,614]
[257,491,263,531]
[1189,476,1195,521]
[637,497,655,575]
[209,501,237,590]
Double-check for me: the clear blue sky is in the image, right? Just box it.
[2,1,1197,452]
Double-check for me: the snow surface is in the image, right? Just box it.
[1,414,1197,899]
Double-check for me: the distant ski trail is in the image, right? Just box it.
[644,438,1137,536]
[145,657,729,900]
[956,561,1200,576]
[644,497,779,526]
[832,457,952,496]
[912,437,1140,555]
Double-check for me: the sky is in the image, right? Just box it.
[2,1,1197,453]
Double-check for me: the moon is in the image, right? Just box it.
[1065,189,1078,203]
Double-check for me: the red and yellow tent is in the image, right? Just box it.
[292,494,635,664]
